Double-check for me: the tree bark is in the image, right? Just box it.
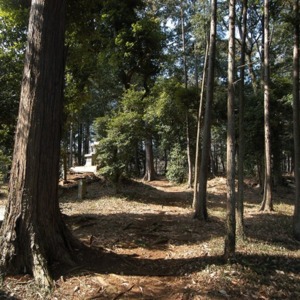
[224,0,236,260]
[143,136,156,181]
[180,1,193,188]
[78,123,83,165]
[0,0,80,289]
[193,43,209,207]
[193,0,217,220]
[293,0,300,240]
[260,0,273,212]
[237,0,248,239]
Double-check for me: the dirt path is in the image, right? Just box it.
[1,177,300,299]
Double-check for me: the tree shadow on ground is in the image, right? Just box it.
[59,179,228,212]
[50,246,300,299]
[245,213,300,251]
[64,212,225,251]
[62,246,225,277]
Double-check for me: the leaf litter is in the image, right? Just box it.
[0,175,300,299]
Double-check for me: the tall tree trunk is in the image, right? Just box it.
[84,122,90,156]
[143,136,156,181]
[260,0,273,211]
[180,1,193,188]
[69,123,73,168]
[193,0,217,220]
[246,52,258,96]
[78,123,83,165]
[186,115,193,188]
[224,0,236,260]
[237,0,248,239]
[134,142,141,176]
[0,0,79,289]
[293,0,300,240]
[193,43,209,208]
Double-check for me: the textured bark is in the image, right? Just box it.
[193,0,217,220]
[293,0,300,240]
[0,0,80,289]
[237,0,248,239]
[260,0,273,212]
[224,0,236,260]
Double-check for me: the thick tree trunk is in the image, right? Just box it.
[237,0,248,239]
[293,0,300,240]
[260,0,273,212]
[0,0,80,289]
[224,0,236,260]
[193,0,217,220]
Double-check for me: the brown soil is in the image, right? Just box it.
[1,176,300,299]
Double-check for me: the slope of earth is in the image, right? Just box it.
[1,176,300,299]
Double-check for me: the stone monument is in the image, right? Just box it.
[70,141,99,174]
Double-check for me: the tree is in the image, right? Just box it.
[260,0,273,211]
[293,0,300,240]
[224,0,236,259]
[193,0,217,220]
[0,0,79,289]
[193,43,208,204]
[236,0,248,238]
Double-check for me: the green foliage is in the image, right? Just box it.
[95,87,146,184]
[0,5,28,154]
[0,149,10,183]
[96,137,125,189]
[166,143,187,183]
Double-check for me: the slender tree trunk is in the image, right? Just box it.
[134,142,141,176]
[69,123,73,168]
[63,151,68,184]
[186,114,193,187]
[78,123,83,165]
[293,0,300,240]
[246,52,258,96]
[143,136,156,181]
[237,0,248,239]
[0,0,80,289]
[193,0,217,220]
[84,122,90,155]
[180,1,193,188]
[193,43,209,208]
[260,0,273,211]
[224,0,236,260]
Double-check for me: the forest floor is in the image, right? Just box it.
[0,175,300,299]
